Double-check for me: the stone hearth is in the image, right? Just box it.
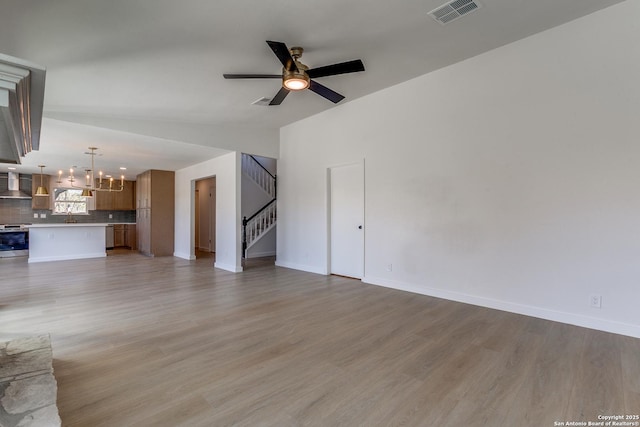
[0,335,61,427]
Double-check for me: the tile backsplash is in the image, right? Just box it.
[0,198,135,224]
[0,173,135,224]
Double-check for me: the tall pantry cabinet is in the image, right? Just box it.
[136,170,175,256]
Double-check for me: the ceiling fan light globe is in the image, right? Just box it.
[284,78,308,90]
[283,70,310,91]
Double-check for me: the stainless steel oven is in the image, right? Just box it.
[0,224,29,257]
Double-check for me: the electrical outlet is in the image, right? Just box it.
[40,213,46,218]
[590,294,602,309]
[33,213,38,218]
[386,263,393,272]
[109,213,113,219]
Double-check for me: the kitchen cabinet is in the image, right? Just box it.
[28,224,107,262]
[136,170,174,256]
[114,180,135,210]
[94,188,111,211]
[94,180,136,211]
[31,174,51,210]
[137,209,151,254]
[111,224,137,249]
[126,224,136,250]
[113,224,126,247]
[136,170,151,209]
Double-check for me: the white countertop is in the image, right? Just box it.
[27,223,136,228]
[27,223,110,228]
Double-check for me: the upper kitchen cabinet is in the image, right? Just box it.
[94,180,136,211]
[136,170,151,209]
[31,174,50,210]
[115,180,135,210]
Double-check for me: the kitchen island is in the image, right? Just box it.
[27,223,107,263]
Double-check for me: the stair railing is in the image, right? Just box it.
[242,154,276,199]
[242,199,277,256]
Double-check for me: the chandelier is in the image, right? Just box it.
[58,147,125,198]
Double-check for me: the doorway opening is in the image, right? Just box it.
[241,153,277,269]
[194,176,216,260]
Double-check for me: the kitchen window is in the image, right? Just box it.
[53,188,88,214]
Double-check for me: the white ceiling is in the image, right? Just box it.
[0,0,625,177]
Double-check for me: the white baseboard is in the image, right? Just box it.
[362,275,640,339]
[174,251,196,261]
[246,250,276,259]
[275,260,327,275]
[214,262,243,273]
[28,252,107,263]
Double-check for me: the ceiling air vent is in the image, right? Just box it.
[428,0,481,25]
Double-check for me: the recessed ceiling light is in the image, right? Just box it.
[8,167,16,170]
[119,167,127,170]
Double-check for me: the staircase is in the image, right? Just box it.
[242,154,276,258]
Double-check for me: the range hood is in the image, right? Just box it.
[0,53,46,164]
[0,172,31,199]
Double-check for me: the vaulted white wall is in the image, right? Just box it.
[277,0,640,338]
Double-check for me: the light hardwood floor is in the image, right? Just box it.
[1,253,638,426]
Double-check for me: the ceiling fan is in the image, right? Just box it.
[223,40,365,105]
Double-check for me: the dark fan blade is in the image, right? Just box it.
[307,59,365,79]
[266,40,298,72]
[269,87,290,105]
[223,74,281,79]
[308,80,345,104]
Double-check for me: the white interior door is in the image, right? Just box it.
[194,188,200,250]
[209,178,216,252]
[330,162,364,278]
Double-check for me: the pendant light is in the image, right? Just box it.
[34,165,49,196]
